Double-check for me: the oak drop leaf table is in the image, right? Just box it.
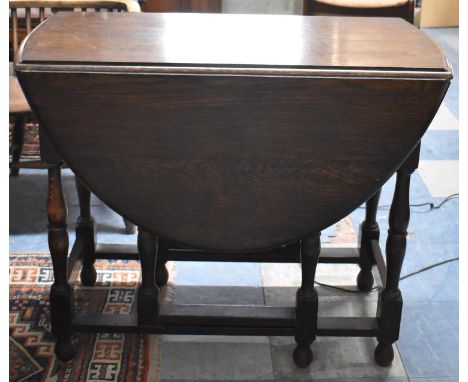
[15,12,452,368]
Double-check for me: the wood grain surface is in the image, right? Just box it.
[18,12,450,72]
[16,12,451,252]
[18,71,449,251]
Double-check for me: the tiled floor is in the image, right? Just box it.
[9,28,458,381]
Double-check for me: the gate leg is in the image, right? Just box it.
[357,188,381,291]
[155,240,169,287]
[375,144,420,366]
[48,165,75,361]
[75,176,97,286]
[293,232,321,368]
[137,228,160,325]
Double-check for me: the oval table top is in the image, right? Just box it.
[16,13,451,252]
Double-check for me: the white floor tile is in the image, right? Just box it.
[429,103,458,131]
[418,160,459,197]
[271,336,407,380]
[160,339,274,380]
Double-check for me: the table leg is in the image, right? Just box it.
[156,240,169,287]
[375,143,420,366]
[75,176,97,286]
[137,228,160,325]
[156,260,169,287]
[293,232,321,368]
[48,164,75,361]
[357,188,381,291]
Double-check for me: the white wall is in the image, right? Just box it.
[222,0,303,14]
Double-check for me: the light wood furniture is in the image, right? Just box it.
[418,0,458,27]
[16,12,451,368]
[304,0,415,23]
[141,0,220,13]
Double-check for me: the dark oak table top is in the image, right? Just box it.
[18,14,451,367]
[18,12,450,76]
[16,13,451,251]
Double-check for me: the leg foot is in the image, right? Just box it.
[155,261,169,287]
[293,344,313,368]
[374,342,394,367]
[357,268,374,291]
[75,176,97,287]
[55,339,76,362]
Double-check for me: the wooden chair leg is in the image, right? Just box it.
[357,188,381,291]
[75,175,97,286]
[47,164,75,361]
[293,232,321,368]
[123,218,137,234]
[10,115,25,176]
[375,144,420,367]
[137,228,160,325]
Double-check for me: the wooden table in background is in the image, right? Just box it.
[141,0,220,12]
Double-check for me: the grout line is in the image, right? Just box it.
[395,341,412,381]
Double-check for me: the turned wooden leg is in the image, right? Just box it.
[75,176,97,287]
[123,218,137,234]
[10,115,25,176]
[47,165,75,362]
[357,188,381,291]
[155,260,169,287]
[137,228,160,325]
[293,233,321,368]
[375,144,420,367]
[155,240,169,287]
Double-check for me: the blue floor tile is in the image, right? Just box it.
[401,242,459,273]
[400,250,458,302]
[409,378,458,382]
[398,301,458,379]
[175,261,262,286]
[406,199,458,245]
[420,131,459,160]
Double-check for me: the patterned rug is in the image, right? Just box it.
[9,120,41,158]
[9,253,174,382]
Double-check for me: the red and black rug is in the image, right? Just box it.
[9,120,40,158]
[9,254,173,382]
